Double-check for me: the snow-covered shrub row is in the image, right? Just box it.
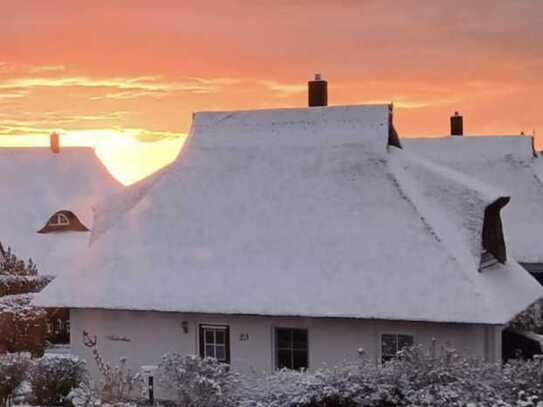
[29,356,86,406]
[156,345,543,407]
[69,342,543,407]
[0,353,30,407]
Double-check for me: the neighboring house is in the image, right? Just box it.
[34,103,542,380]
[403,134,543,280]
[0,141,122,342]
[0,142,121,276]
[404,125,543,360]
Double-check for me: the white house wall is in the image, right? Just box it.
[70,309,501,379]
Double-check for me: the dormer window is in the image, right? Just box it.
[38,210,89,233]
[49,213,70,226]
[479,197,510,271]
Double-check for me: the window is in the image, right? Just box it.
[49,213,70,226]
[381,334,413,363]
[275,328,308,370]
[199,325,230,363]
[480,197,510,271]
[480,250,499,270]
[38,210,89,233]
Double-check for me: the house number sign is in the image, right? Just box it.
[239,333,249,341]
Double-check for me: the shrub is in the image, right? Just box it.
[29,356,86,406]
[81,331,145,404]
[0,353,30,407]
[239,366,364,407]
[158,353,240,407]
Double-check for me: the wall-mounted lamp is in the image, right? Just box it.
[181,321,189,334]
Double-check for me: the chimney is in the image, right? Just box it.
[50,132,60,153]
[450,112,463,136]
[308,73,328,107]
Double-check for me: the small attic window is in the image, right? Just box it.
[479,197,510,271]
[38,210,90,233]
[49,213,70,226]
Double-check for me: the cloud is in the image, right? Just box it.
[0,73,242,99]
[260,80,307,96]
[0,63,66,75]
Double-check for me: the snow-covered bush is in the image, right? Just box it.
[373,343,503,406]
[239,366,362,407]
[0,294,48,356]
[157,353,241,407]
[29,356,86,406]
[0,246,52,356]
[81,331,145,404]
[499,358,543,404]
[511,300,543,333]
[0,353,30,407]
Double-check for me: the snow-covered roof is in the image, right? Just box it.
[403,136,543,263]
[34,106,542,324]
[0,147,122,275]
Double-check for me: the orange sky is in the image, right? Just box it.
[1,1,542,184]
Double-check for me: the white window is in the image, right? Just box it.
[49,213,70,226]
[199,325,230,363]
[381,333,414,363]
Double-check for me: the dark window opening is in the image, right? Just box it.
[276,328,308,370]
[388,105,402,148]
[381,333,413,363]
[480,197,510,271]
[46,309,70,344]
[38,210,89,233]
[519,263,543,285]
[199,324,230,363]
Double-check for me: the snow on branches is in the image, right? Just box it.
[0,245,52,355]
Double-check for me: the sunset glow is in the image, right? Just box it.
[2,1,542,184]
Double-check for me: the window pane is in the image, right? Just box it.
[205,330,214,344]
[277,329,292,348]
[215,345,226,361]
[205,345,215,358]
[398,335,413,350]
[292,329,307,350]
[215,330,225,344]
[293,350,308,370]
[277,349,291,369]
[381,334,397,357]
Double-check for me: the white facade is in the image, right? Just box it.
[71,309,502,378]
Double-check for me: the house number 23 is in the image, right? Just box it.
[239,333,249,341]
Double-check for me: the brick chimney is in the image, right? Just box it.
[308,73,328,107]
[50,132,60,153]
[450,112,463,136]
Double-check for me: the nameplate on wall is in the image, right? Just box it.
[105,335,131,342]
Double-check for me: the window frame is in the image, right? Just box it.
[198,324,230,364]
[379,332,414,364]
[274,327,309,370]
[49,213,70,226]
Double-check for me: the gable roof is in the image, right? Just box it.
[403,136,543,263]
[34,106,542,324]
[0,147,122,275]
